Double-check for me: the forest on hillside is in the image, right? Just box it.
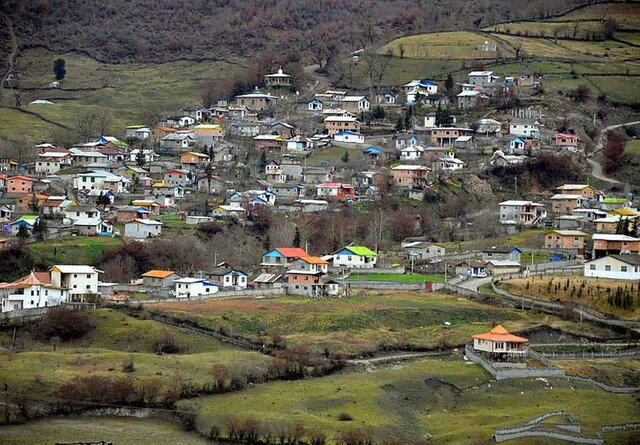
[2,0,597,64]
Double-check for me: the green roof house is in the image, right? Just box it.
[333,244,377,269]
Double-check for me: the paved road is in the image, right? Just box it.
[587,120,640,184]
[586,158,621,184]
[456,276,492,292]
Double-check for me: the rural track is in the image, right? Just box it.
[587,120,640,184]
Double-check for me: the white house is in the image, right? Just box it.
[509,119,540,138]
[400,145,425,161]
[584,255,640,281]
[0,271,69,313]
[124,125,152,140]
[334,131,364,144]
[308,98,323,111]
[73,171,129,193]
[174,278,219,299]
[50,265,100,300]
[124,219,162,239]
[404,80,438,104]
[35,155,62,175]
[468,71,498,86]
[508,138,525,154]
[499,200,546,227]
[332,245,377,269]
[341,96,370,112]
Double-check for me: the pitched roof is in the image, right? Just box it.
[299,256,329,265]
[275,247,309,258]
[338,245,377,257]
[607,255,640,266]
[142,270,177,278]
[472,324,528,343]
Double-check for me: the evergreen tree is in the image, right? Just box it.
[293,227,301,248]
[372,105,385,121]
[404,106,413,129]
[17,224,30,240]
[395,116,404,132]
[53,58,66,80]
[96,192,111,208]
[445,73,454,95]
[259,150,267,172]
[135,149,146,168]
[341,150,350,163]
[32,219,46,241]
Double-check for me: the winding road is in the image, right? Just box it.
[587,120,640,184]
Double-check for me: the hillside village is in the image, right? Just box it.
[1,65,639,308]
[0,1,640,444]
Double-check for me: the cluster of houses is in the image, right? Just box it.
[497,183,639,280]
[0,265,101,312]
[0,242,381,311]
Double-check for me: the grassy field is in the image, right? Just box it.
[346,273,444,283]
[486,20,605,40]
[438,228,545,251]
[1,47,241,141]
[550,3,640,30]
[0,416,211,445]
[0,309,272,401]
[498,276,640,321]
[555,358,640,388]
[28,236,121,265]
[626,139,640,155]
[180,357,640,444]
[147,291,617,357]
[380,32,511,59]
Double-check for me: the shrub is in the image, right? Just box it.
[338,428,373,445]
[154,330,182,354]
[338,412,354,421]
[36,307,92,341]
[122,357,135,373]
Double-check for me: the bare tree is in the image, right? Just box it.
[75,112,97,142]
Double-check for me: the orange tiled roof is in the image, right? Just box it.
[275,247,309,258]
[142,270,176,278]
[471,324,528,343]
[301,256,328,265]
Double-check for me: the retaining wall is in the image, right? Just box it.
[342,281,425,290]
[464,345,566,380]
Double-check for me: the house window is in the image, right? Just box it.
[605,265,611,272]
[621,266,628,272]
[589,264,596,271]
[86,274,91,279]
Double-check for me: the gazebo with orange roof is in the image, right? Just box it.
[471,324,528,357]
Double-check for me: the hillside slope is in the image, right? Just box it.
[4,0,590,64]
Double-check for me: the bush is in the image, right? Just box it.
[338,412,354,421]
[154,330,182,354]
[122,357,135,373]
[36,307,92,341]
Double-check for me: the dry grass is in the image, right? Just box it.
[380,31,511,59]
[499,276,640,321]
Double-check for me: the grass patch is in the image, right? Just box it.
[0,416,210,445]
[554,358,640,388]
[550,3,640,30]
[1,47,242,141]
[28,236,121,266]
[485,20,604,41]
[498,276,640,321]
[147,291,603,357]
[625,139,640,155]
[346,273,444,283]
[438,229,545,251]
[380,31,511,59]
[181,358,640,443]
